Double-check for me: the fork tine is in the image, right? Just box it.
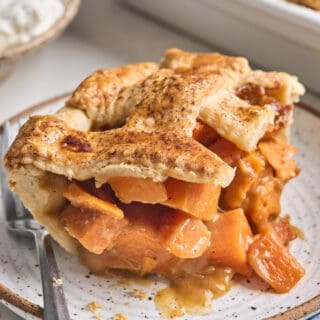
[1,120,18,221]
[1,120,32,220]
[14,195,31,218]
[1,120,12,154]
[14,118,33,219]
[2,119,71,319]
[17,118,26,130]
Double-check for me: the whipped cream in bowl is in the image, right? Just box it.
[0,0,80,79]
[0,0,65,52]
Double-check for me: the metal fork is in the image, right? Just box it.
[1,120,70,320]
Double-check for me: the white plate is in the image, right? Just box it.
[0,95,320,320]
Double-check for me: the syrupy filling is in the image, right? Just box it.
[56,82,303,317]
[234,82,300,228]
[236,82,294,134]
[58,178,244,318]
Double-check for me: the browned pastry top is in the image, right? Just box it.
[3,48,306,257]
[5,115,234,186]
[4,48,305,185]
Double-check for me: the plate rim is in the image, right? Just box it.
[0,93,319,320]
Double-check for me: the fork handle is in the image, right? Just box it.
[34,232,71,320]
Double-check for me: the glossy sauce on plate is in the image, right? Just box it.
[155,267,234,318]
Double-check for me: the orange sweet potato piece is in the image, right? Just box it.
[268,217,298,245]
[248,230,305,293]
[209,138,245,167]
[61,205,128,254]
[63,183,124,219]
[192,121,219,146]
[205,209,253,276]
[258,140,300,181]
[160,210,211,259]
[108,176,167,204]
[221,153,265,209]
[244,168,283,228]
[123,203,211,260]
[164,178,220,221]
[79,203,172,275]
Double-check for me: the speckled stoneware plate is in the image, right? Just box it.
[0,94,320,320]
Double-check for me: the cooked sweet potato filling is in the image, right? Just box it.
[164,178,220,221]
[57,85,303,294]
[204,208,252,276]
[108,176,168,204]
[248,230,305,293]
[3,48,308,316]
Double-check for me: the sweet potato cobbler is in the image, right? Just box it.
[4,49,305,302]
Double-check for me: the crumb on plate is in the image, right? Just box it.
[87,300,102,312]
[130,288,146,300]
[113,313,128,320]
[52,277,63,286]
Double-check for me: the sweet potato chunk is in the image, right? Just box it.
[61,205,128,254]
[164,178,220,221]
[258,140,300,181]
[63,183,124,219]
[248,230,305,293]
[80,203,172,275]
[221,153,265,209]
[160,210,211,259]
[205,209,252,276]
[192,121,219,146]
[108,176,168,204]
[209,138,245,167]
[244,168,283,228]
[268,217,298,245]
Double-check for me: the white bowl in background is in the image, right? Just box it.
[0,0,81,79]
[122,0,320,95]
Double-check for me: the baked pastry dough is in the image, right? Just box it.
[66,62,159,129]
[4,49,306,294]
[6,115,233,185]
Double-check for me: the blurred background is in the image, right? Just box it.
[0,0,210,123]
[1,0,320,318]
[1,0,320,124]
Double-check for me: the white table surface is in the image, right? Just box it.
[0,1,319,319]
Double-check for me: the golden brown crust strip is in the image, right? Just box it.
[62,49,304,152]
[160,48,250,76]
[66,62,159,129]
[5,116,234,186]
[124,69,226,136]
